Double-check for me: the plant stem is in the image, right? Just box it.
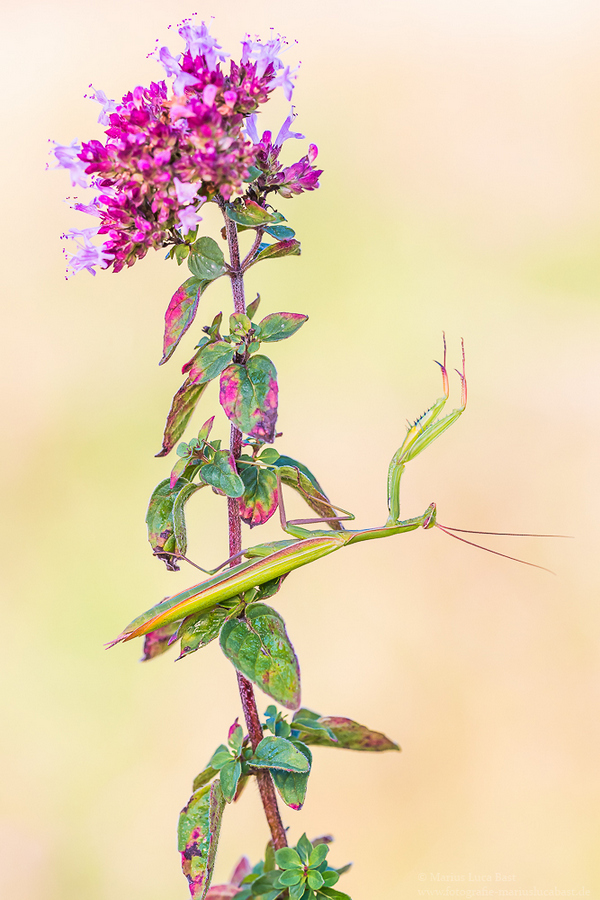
[221,201,288,851]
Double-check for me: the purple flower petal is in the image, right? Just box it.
[63,228,113,276]
[52,140,88,188]
[241,36,286,78]
[88,86,118,125]
[274,109,304,147]
[270,65,297,102]
[244,113,260,144]
[173,177,199,205]
[178,19,229,71]
[177,205,203,234]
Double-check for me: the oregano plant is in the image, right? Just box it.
[51,16,531,900]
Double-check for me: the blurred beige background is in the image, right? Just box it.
[1,1,599,898]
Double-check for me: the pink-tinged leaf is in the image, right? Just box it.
[219,355,278,443]
[252,239,301,264]
[238,464,278,527]
[156,377,208,457]
[179,781,226,899]
[170,456,189,490]
[188,342,235,385]
[294,715,400,752]
[229,856,252,886]
[257,311,308,343]
[141,622,180,660]
[198,416,215,442]
[160,277,205,365]
[204,887,241,900]
[205,858,251,900]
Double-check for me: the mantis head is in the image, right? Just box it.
[422,502,437,529]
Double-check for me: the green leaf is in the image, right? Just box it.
[252,240,301,264]
[317,889,352,900]
[321,870,340,888]
[219,356,278,443]
[160,277,209,365]
[192,765,218,792]
[256,312,308,343]
[271,741,312,810]
[209,745,233,770]
[289,881,307,900]
[156,377,209,457]
[294,716,400,752]
[309,844,329,868]
[264,840,276,874]
[178,603,239,659]
[251,736,310,774]
[250,873,285,900]
[238,464,278,527]
[141,622,180,660]
[258,447,280,465]
[188,236,227,281]
[228,722,244,754]
[296,834,313,865]
[174,242,190,265]
[274,847,303,870]
[219,604,301,709]
[200,450,245,497]
[178,781,226,899]
[226,199,280,227]
[263,224,296,241]
[246,294,261,320]
[243,165,262,182]
[185,341,235,385]
[219,759,242,803]
[277,870,303,886]
[307,871,324,891]
[251,574,288,603]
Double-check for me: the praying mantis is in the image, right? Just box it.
[110,338,551,650]
[109,339,469,648]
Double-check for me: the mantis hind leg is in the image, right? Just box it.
[387,337,467,524]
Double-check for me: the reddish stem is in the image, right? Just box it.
[221,200,288,850]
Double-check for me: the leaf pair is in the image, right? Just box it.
[146,477,204,569]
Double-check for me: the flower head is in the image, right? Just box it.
[54,20,320,275]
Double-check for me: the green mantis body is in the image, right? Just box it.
[110,341,466,647]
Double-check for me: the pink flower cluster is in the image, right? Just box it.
[246,113,322,199]
[53,20,322,276]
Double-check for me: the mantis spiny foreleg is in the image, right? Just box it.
[387,336,467,525]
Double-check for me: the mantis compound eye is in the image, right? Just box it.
[422,502,437,529]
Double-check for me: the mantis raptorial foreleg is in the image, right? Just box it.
[387,335,467,524]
